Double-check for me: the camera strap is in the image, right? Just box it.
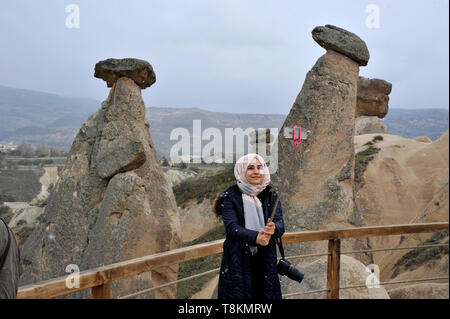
[276,236,286,261]
[268,187,287,261]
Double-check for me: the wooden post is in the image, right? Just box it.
[91,282,111,299]
[326,239,341,299]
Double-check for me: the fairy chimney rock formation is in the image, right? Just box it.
[271,25,370,262]
[357,76,392,118]
[20,58,181,298]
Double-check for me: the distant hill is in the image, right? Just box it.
[0,85,448,155]
[382,108,449,141]
[0,85,98,149]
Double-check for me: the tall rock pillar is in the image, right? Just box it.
[20,58,182,298]
[271,25,370,261]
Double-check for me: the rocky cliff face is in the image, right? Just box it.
[354,131,449,288]
[19,59,181,298]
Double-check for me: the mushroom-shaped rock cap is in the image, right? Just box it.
[94,58,156,89]
[312,25,370,66]
[357,76,392,118]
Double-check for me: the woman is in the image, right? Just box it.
[214,153,284,299]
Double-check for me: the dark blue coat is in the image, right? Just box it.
[218,184,285,299]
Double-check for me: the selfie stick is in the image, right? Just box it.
[269,178,288,221]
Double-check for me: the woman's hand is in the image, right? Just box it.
[264,218,275,236]
[256,230,270,246]
[256,218,276,246]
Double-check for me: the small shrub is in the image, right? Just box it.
[15,223,36,244]
[188,166,201,174]
[355,146,380,163]
[173,167,235,208]
[372,135,384,142]
[161,159,170,167]
[176,162,188,169]
[392,232,449,277]
[0,203,14,224]
[354,146,381,184]
[16,219,27,227]
[0,193,15,202]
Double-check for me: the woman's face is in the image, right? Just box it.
[245,158,264,185]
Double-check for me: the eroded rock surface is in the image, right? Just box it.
[356,76,392,118]
[20,60,181,299]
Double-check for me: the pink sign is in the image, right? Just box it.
[293,125,301,148]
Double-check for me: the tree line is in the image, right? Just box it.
[5,144,68,157]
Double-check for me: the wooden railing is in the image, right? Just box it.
[17,222,449,299]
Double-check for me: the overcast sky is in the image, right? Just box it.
[0,0,448,114]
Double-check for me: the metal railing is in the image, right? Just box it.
[17,222,449,299]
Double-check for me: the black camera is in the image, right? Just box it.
[277,258,304,283]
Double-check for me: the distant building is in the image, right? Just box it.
[0,143,18,153]
[177,155,202,163]
[161,157,174,167]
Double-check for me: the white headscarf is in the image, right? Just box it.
[234,154,271,235]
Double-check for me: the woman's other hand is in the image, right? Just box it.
[256,230,270,246]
